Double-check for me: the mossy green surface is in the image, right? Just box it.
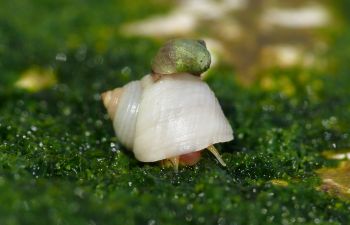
[1,1,350,224]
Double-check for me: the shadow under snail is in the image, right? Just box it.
[101,39,234,171]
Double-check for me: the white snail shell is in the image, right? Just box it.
[102,73,233,162]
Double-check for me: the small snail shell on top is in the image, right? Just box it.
[102,39,233,171]
[152,39,211,76]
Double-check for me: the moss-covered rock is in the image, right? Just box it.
[1,1,350,224]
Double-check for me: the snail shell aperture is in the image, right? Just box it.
[102,39,233,169]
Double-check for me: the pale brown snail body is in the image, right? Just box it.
[102,39,233,170]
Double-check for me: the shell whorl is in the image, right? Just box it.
[101,88,124,120]
[133,73,233,162]
[151,39,211,76]
[102,81,143,149]
[101,75,154,149]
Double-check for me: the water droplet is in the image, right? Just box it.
[198,217,205,223]
[63,107,71,116]
[218,217,226,225]
[30,126,38,132]
[74,188,84,198]
[55,53,67,62]
[148,220,156,225]
[93,93,101,101]
[121,67,131,76]
[185,215,192,221]
[186,204,193,210]
[75,45,87,61]
[94,56,104,65]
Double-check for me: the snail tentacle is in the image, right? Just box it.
[207,145,226,167]
[168,156,180,173]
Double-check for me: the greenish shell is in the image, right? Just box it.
[151,39,211,76]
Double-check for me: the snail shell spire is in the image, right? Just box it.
[151,39,211,76]
[101,88,123,120]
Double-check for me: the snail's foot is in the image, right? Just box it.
[179,151,201,166]
[161,151,202,172]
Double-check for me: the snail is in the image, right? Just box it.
[101,39,233,171]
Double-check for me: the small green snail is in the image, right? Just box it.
[151,39,211,76]
[102,39,233,171]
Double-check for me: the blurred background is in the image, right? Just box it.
[1,0,345,89]
[1,0,350,224]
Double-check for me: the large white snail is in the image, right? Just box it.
[102,39,233,171]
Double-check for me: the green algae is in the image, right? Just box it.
[1,0,350,225]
